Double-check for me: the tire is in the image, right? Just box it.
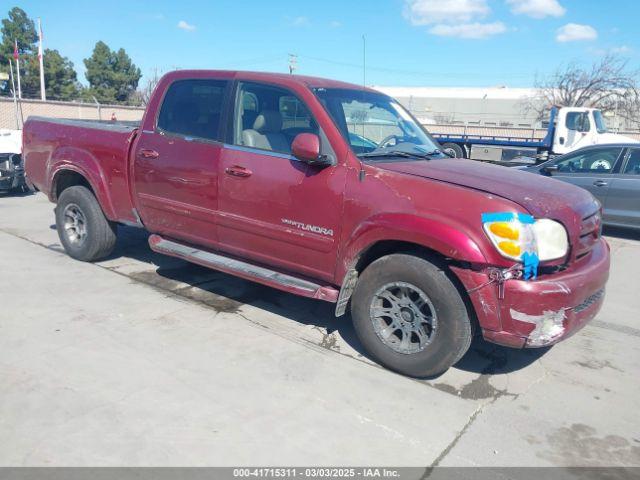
[55,186,117,262]
[351,253,472,377]
[441,143,464,158]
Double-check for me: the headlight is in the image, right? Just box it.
[532,219,569,261]
[482,213,568,263]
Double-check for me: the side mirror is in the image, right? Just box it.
[542,164,559,174]
[291,133,334,167]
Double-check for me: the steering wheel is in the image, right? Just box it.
[589,158,612,171]
[378,135,400,149]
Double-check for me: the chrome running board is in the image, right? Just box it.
[148,234,339,303]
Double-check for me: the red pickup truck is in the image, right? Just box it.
[24,70,610,377]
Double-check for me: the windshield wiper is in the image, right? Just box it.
[358,150,436,160]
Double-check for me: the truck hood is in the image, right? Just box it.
[375,159,600,222]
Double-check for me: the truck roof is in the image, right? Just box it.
[162,69,380,93]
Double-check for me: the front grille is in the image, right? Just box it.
[575,211,601,260]
[572,289,605,313]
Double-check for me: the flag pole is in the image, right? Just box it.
[8,59,22,129]
[13,39,22,99]
[38,18,46,101]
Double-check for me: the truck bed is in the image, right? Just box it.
[23,116,140,224]
[428,123,549,148]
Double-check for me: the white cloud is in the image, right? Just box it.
[290,16,310,27]
[506,0,565,19]
[556,23,597,42]
[330,20,342,28]
[404,0,490,25]
[429,21,507,39]
[611,45,631,54]
[177,20,196,31]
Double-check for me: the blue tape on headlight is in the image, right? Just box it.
[481,212,535,224]
[522,251,539,280]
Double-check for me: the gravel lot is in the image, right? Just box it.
[0,192,639,467]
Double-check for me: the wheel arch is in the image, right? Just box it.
[48,147,117,220]
[340,225,483,338]
[337,213,487,282]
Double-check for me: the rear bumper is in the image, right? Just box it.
[452,238,610,348]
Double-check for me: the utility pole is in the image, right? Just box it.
[288,53,298,75]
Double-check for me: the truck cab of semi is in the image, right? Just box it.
[552,107,637,155]
[433,106,637,163]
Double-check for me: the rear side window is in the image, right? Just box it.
[624,149,640,175]
[157,79,228,141]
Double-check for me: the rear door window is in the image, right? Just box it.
[157,79,228,141]
[623,149,640,175]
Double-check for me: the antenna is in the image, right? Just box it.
[362,35,366,88]
[288,53,298,75]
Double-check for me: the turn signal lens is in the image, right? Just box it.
[498,241,521,257]
[482,212,535,262]
[489,222,520,240]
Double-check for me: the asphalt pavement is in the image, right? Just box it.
[0,192,638,466]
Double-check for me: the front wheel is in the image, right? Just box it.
[55,186,117,262]
[351,254,472,377]
[441,142,464,158]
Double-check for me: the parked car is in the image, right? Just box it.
[519,143,640,230]
[24,70,610,377]
[0,129,26,194]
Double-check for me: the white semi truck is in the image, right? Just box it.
[429,106,638,164]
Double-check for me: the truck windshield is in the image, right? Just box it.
[313,87,444,160]
[593,110,608,134]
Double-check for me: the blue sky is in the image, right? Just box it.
[9,0,640,88]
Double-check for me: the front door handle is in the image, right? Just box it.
[225,165,253,178]
[593,180,608,187]
[139,149,160,159]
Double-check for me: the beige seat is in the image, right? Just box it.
[242,111,290,153]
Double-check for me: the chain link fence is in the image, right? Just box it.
[0,97,145,129]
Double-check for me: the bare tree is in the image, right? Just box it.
[129,68,162,106]
[523,54,640,128]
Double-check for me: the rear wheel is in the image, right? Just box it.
[351,254,472,377]
[441,142,465,158]
[55,186,117,262]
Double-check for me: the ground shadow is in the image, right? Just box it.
[0,188,34,198]
[104,225,552,377]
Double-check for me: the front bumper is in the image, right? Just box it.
[452,238,610,348]
[0,167,26,192]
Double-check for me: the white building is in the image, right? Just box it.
[375,86,630,130]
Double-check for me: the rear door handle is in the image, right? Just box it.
[593,180,608,187]
[225,165,253,178]
[139,149,160,159]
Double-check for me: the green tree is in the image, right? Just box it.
[20,49,81,100]
[0,7,37,64]
[84,41,141,104]
[0,7,37,95]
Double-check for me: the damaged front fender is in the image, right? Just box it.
[452,238,610,349]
